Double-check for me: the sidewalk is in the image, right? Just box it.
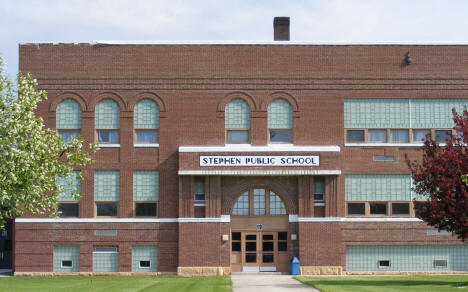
[231,274,320,292]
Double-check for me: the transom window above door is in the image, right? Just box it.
[232,188,287,216]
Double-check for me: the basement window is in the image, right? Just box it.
[378,260,390,269]
[433,260,448,268]
[61,260,73,268]
[139,261,151,268]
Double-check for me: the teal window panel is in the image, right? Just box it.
[346,245,468,271]
[344,98,410,128]
[133,171,159,201]
[94,171,120,201]
[269,191,286,215]
[95,99,120,129]
[268,99,293,129]
[93,252,118,272]
[345,174,412,201]
[225,98,251,129]
[56,171,81,201]
[132,245,158,272]
[134,99,159,129]
[411,99,468,129]
[54,246,79,272]
[56,99,82,129]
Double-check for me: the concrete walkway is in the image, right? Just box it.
[231,274,320,292]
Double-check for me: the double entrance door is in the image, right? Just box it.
[231,231,288,272]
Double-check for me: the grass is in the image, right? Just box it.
[0,275,231,292]
[295,275,468,292]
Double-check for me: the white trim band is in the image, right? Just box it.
[16,216,231,223]
[345,143,425,147]
[297,217,423,222]
[179,145,340,153]
[134,144,159,148]
[97,144,120,148]
[178,170,342,176]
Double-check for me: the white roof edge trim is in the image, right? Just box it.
[178,170,342,176]
[15,217,230,223]
[179,145,341,152]
[19,40,468,46]
[298,217,423,222]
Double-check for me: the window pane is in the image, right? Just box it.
[232,192,249,215]
[96,203,118,216]
[232,242,241,252]
[347,130,364,142]
[139,261,151,268]
[278,242,287,252]
[135,203,157,217]
[370,203,387,215]
[253,189,265,215]
[245,234,256,240]
[58,203,79,217]
[263,235,273,241]
[61,260,73,267]
[369,130,387,142]
[136,131,158,143]
[232,232,241,241]
[263,242,274,252]
[227,130,249,143]
[391,130,409,142]
[98,131,119,143]
[378,260,390,268]
[245,242,256,252]
[278,232,287,241]
[314,194,324,202]
[347,203,365,215]
[269,191,286,215]
[413,130,429,142]
[270,130,291,143]
[435,130,452,142]
[59,131,80,142]
[263,254,274,263]
[392,203,410,215]
[245,253,256,263]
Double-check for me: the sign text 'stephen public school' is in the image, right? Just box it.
[200,156,319,167]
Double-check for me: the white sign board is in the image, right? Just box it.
[200,156,319,167]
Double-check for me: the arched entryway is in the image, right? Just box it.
[230,188,289,272]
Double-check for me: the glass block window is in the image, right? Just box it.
[93,246,118,272]
[232,192,249,215]
[253,189,266,215]
[94,171,120,201]
[344,98,410,128]
[57,99,82,129]
[345,174,412,201]
[54,246,79,272]
[132,245,158,272]
[95,99,120,129]
[346,245,468,272]
[269,191,286,215]
[225,98,250,129]
[56,171,80,201]
[133,171,158,201]
[134,99,159,129]
[268,99,293,129]
[412,99,468,129]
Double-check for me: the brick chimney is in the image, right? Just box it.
[273,17,290,41]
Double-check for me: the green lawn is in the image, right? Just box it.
[0,275,231,292]
[295,275,468,292]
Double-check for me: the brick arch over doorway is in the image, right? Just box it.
[221,176,298,215]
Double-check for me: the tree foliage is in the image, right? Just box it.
[408,109,468,240]
[0,57,95,228]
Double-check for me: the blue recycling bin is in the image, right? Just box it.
[289,257,300,275]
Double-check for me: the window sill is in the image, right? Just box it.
[314,202,325,206]
[194,203,206,207]
[134,144,160,148]
[345,143,426,147]
[97,144,120,148]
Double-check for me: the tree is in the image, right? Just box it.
[408,109,468,240]
[0,57,95,228]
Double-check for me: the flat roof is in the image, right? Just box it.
[18,40,468,46]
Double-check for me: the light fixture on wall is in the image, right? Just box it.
[222,234,229,241]
[406,52,412,65]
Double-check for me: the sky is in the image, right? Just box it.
[2,0,468,77]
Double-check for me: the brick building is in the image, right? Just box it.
[8,18,468,275]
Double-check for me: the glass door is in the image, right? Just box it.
[243,233,258,268]
[260,232,276,271]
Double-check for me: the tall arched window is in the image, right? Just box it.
[225,98,251,143]
[232,188,286,216]
[56,99,82,141]
[95,99,120,144]
[267,98,293,143]
[134,99,159,144]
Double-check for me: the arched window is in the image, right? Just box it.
[267,98,293,143]
[134,99,159,144]
[232,188,286,216]
[225,98,250,143]
[56,99,81,141]
[95,99,120,144]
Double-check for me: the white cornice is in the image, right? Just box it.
[297,217,423,222]
[179,145,340,153]
[16,216,231,223]
[178,170,342,176]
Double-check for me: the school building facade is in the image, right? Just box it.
[9,19,468,275]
